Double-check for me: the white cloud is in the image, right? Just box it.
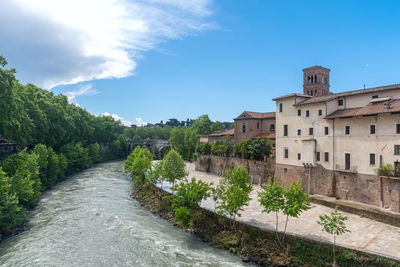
[135,117,148,126]
[65,84,98,105]
[0,0,213,89]
[104,112,133,126]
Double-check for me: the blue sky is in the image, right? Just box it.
[1,0,400,125]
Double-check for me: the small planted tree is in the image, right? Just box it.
[160,149,187,188]
[216,165,252,230]
[258,180,310,247]
[282,181,311,242]
[258,180,285,246]
[171,178,211,227]
[317,207,350,267]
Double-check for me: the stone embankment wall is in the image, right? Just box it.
[195,155,275,184]
[276,163,400,213]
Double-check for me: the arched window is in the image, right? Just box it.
[314,75,317,83]
[307,76,311,85]
[311,76,314,84]
[270,124,275,132]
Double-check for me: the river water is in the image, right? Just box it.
[0,161,250,267]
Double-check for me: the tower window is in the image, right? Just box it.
[338,99,344,106]
[315,90,318,96]
[345,126,350,135]
[318,109,323,116]
[308,76,311,85]
[322,76,327,84]
[306,110,310,117]
[325,127,329,135]
[298,129,301,136]
[298,110,301,116]
[283,125,288,136]
[396,124,400,134]
[257,122,260,129]
[314,75,317,83]
[324,152,329,162]
[242,124,246,133]
[316,152,320,161]
[311,76,314,84]
[297,153,301,160]
[279,103,283,112]
[309,127,314,136]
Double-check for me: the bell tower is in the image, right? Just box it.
[303,65,330,97]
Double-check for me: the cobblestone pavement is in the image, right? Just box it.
[185,163,400,261]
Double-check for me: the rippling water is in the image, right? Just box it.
[0,161,251,267]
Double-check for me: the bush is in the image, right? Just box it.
[234,138,272,160]
[171,178,211,227]
[376,164,394,176]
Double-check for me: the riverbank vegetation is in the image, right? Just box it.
[124,148,398,266]
[133,182,399,267]
[0,55,130,240]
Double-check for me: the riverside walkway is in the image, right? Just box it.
[185,162,400,262]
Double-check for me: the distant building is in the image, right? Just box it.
[199,135,209,144]
[208,128,235,144]
[233,111,276,148]
[273,65,400,212]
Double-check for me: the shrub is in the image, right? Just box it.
[376,164,394,176]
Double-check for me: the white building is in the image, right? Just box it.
[273,66,400,212]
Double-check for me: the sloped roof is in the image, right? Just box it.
[272,93,312,101]
[254,132,276,140]
[295,84,400,106]
[208,128,235,137]
[234,111,275,120]
[325,99,400,118]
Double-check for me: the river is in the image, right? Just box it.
[0,161,250,267]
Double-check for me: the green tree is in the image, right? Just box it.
[191,115,212,135]
[0,169,26,235]
[216,166,252,230]
[258,180,285,246]
[171,178,211,227]
[317,207,351,267]
[160,149,187,188]
[1,149,41,207]
[125,146,153,185]
[282,181,311,242]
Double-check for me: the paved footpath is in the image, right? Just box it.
[184,163,400,261]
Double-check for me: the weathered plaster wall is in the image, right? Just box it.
[195,155,275,184]
[275,163,400,213]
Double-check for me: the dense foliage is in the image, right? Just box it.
[159,149,187,187]
[169,127,199,161]
[125,146,153,185]
[234,137,272,160]
[171,178,211,227]
[216,166,252,224]
[0,55,130,239]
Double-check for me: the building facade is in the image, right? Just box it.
[233,111,276,147]
[273,66,400,212]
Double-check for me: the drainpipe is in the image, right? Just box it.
[332,119,336,197]
[308,164,311,195]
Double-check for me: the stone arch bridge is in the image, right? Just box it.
[128,139,170,159]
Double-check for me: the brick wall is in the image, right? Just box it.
[275,163,400,213]
[196,155,275,184]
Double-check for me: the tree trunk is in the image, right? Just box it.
[333,234,336,267]
[282,214,289,243]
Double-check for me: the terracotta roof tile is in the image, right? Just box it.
[272,93,312,101]
[208,128,235,137]
[254,132,276,139]
[234,111,275,120]
[325,99,400,118]
[295,84,400,106]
